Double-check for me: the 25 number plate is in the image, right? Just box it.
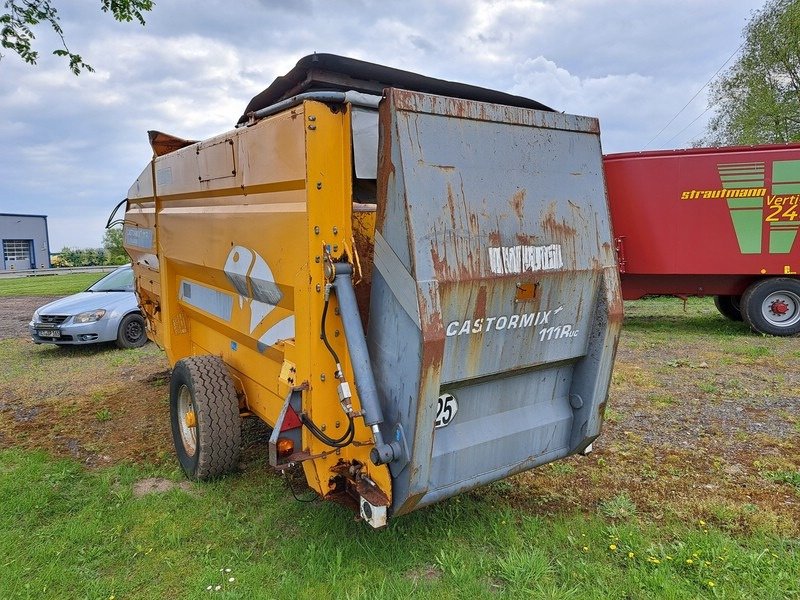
[434,393,458,428]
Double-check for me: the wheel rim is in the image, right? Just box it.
[125,319,143,343]
[176,384,197,456]
[760,290,800,328]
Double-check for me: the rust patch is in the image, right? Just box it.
[375,99,396,232]
[446,183,458,229]
[429,239,445,280]
[418,288,446,384]
[541,212,577,240]
[327,460,390,513]
[428,232,484,282]
[148,130,198,157]
[514,282,537,302]
[468,212,480,235]
[514,232,539,246]
[475,284,488,317]
[418,287,444,341]
[511,189,526,222]
[352,210,376,328]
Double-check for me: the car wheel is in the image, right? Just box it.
[713,295,743,321]
[741,278,800,336]
[169,355,241,480]
[116,313,147,349]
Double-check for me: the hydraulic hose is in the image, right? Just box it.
[329,263,401,465]
[300,290,355,449]
[301,413,355,448]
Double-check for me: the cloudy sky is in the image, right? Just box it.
[1,0,762,250]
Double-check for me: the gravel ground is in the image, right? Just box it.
[0,296,56,340]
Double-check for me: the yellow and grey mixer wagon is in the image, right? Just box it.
[122,54,622,527]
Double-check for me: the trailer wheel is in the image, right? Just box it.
[741,278,800,336]
[169,355,241,480]
[713,295,743,322]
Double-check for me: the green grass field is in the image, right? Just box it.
[0,274,798,598]
[1,448,797,599]
[0,272,106,297]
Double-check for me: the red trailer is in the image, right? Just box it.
[604,143,800,336]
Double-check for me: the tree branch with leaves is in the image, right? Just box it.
[1,0,153,75]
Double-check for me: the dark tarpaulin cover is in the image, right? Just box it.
[237,53,554,125]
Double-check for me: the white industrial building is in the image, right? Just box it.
[0,213,51,270]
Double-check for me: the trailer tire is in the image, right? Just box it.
[713,295,743,322]
[169,355,241,480]
[741,278,800,336]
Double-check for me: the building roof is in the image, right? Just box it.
[0,213,48,219]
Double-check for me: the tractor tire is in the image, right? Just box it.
[713,295,743,322]
[116,313,148,349]
[741,278,800,336]
[169,355,241,480]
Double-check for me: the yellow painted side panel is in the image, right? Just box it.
[146,109,308,377]
[126,101,391,504]
[297,102,391,500]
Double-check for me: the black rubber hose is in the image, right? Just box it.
[320,295,341,366]
[301,413,355,448]
[305,289,355,448]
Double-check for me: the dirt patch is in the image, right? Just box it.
[405,564,443,584]
[133,477,194,497]
[1,359,173,465]
[0,296,173,466]
[0,296,58,340]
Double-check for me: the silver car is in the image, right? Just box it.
[29,265,147,348]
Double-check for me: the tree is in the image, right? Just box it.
[702,0,800,146]
[0,0,153,75]
[56,246,107,266]
[103,226,128,264]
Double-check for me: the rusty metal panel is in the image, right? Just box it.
[367,89,621,516]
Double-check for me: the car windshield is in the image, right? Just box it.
[88,267,134,292]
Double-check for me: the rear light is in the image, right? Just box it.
[276,437,294,457]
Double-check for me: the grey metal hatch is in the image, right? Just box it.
[366,89,622,516]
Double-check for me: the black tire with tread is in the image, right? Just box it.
[741,278,800,336]
[713,295,743,322]
[116,313,148,349]
[169,355,241,480]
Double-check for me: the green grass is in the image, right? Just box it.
[1,282,798,598]
[762,469,800,494]
[623,296,747,336]
[598,492,637,520]
[0,272,107,297]
[0,448,797,599]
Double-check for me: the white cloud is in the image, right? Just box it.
[0,0,762,249]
